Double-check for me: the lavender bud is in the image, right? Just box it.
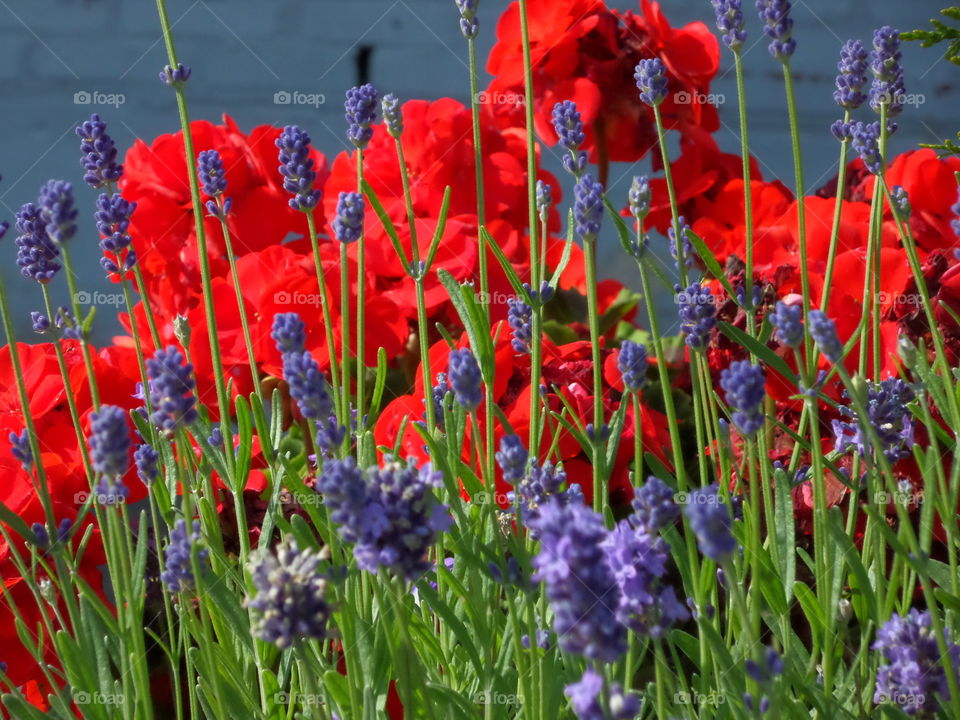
[634,59,668,106]
[870,27,905,117]
[159,63,191,86]
[381,93,403,137]
[535,180,552,223]
[683,483,736,562]
[507,297,533,354]
[147,346,199,436]
[135,443,159,486]
[628,175,651,221]
[677,283,718,348]
[161,519,206,593]
[448,347,482,411]
[272,312,306,354]
[496,435,528,484]
[95,192,137,274]
[344,84,379,149]
[15,202,61,284]
[834,40,869,110]
[720,361,766,436]
[38,180,77,245]
[711,0,747,51]
[756,0,796,61]
[9,429,33,472]
[617,341,648,392]
[75,113,123,188]
[769,301,803,348]
[88,405,131,478]
[276,126,321,211]
[246,540,332,648]
[332,191,365,244]
[454,0,479,39]
[850,120,882,174]
[573,173,604,241]
[890,185,910,219]
[808,310,843,363]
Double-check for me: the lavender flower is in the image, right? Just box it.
[276,126,321,211]
[631,476,679,533]
[565,668,639,720]
[38,180,77,245]
[574,173,604,241]
[677,283,717,348]
[159,63,191,86]
[9,429,32,472]
[75,114,122,189]
[332,191,365,244]
[870,26,905,117]
[719,361,766,436]
[315,415,347,456]
[146,346,198,435]
[634,58,668,106]
[161,519,206,593]
[683,484,736,562]
[552,100,587,175]
[833,378,915,462]
[617,341,648,392]
[134,443,159,486]
[316,456,450,580]
[711,0,747,51]
[455,0,479,39]
[628,175,651,221]
[530,499,626,662]
[496,435,528,484]
[769,301,803,348]
[15,203,61,283]
[30,522,49,549]
[247,540,332,649]
[834,40,869,110]
[890,185,911,219]
[95,192,137,274]
[668,216,696,270]
[952,187,960,238]
[429,372,450,431]
[88,405,131,478]
[448,348,482,411]
[873,610,960,716]
[381,93,403,137]
[808,310,843,363]
[345,84,379,149]
[283,350,333,421]
[507,297,533,353]
[746,645,785,684]
[271,312,306,354]
[851,120,883,174]
[603,514,689,637]
[756,0,796,60]
[536,180,552,222]
[197,150,232,218]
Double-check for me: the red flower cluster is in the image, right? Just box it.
[487,0,720,166]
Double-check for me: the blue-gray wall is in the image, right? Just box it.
[0,0,954,343]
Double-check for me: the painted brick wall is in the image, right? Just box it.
[0,0,954,340]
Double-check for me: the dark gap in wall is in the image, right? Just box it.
[356,45,373,86]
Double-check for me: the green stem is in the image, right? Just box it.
[583,236,606,514]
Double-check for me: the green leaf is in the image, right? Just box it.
[362,179,409,271]
[481,226,527,300]
[794,581,826,637]
[773,466,796,603]
[686,228,736,299]
[425,186,453,271]
[719,321,796,384]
